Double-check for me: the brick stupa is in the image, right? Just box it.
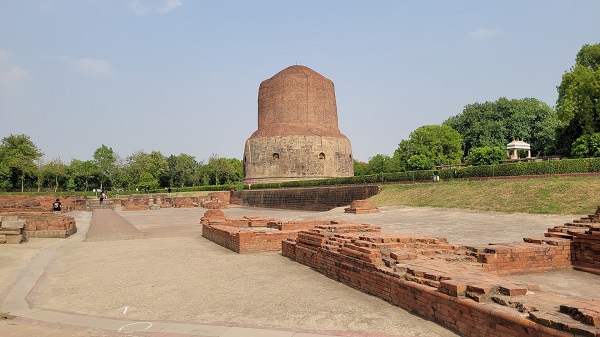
[243,65,354,183]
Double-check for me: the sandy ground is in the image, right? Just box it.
[0,205,593,336]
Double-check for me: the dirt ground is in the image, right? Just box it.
[0,205,592,337]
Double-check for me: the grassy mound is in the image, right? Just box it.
[369,176,600,215]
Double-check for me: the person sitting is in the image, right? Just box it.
[52,198,62,214]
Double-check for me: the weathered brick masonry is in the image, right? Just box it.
[243,65,354,183]
[201,203,599,336]
[280,216,600,337]
[282,228,598,336]
[0,196,79,241]
[0,195,86,213]
[230,185,380,211]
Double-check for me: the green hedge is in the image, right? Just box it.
[140,157,600,193]
[245,157,600,190]
[450,158,600,178]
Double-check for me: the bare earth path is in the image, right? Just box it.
[1,205,595,337]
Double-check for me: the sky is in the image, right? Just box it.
[1,1,600,164]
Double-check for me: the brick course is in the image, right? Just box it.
[203,207,600,336]
[230,185,380,211]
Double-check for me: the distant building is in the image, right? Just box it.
[243,65,354,183]
[506,140,531,160]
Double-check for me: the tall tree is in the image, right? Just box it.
[395,125,463,170]
[93,145,118,190]
[0,134,43,192]
[205,155,242,185]
[123,150,168,188]
[68,159,99,191]
[444,97,558,157]
[555,43,600,156]
[44,158,68,192]
[167,154,197,188]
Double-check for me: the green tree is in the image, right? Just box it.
[43,158,68,192]
[68,159,99,191]
[0,134,43,192]
[205,155,242,185]
[396,125,463,168]
[93,145,118,190]
[466,146,507,166]
[366,154,389,175]
[123,151,168,189]
[444,97,558,157]
[353,160,368,176]
[137,172,159,193]
[0,161,11,191]
[167,154,198,188]
[406,154,434,171]
[555,43,600,156]
[571,133,600,158]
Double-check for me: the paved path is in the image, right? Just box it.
[86,209,144,242]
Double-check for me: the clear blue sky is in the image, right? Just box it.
[1,1,599,164]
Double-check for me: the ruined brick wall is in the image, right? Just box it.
[243,65,353,183]
[231,185,380,211]
[477,240,573,275]
[0,195,86,213]
[22,214,77,238]
[202,224,299,253]
[0,213,77,240]
[282,229,575,337]
[572,229,600,274]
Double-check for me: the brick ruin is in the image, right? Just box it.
[344,199,380,214]
[0,195,83,243]
[121,192,229,211]
[0,195,87,213]
[201,208,379,253]
[230,185,380,211]
[202,207,600,337]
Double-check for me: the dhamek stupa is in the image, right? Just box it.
[243,65,354,183]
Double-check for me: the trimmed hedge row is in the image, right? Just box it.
[246,157,600,189]
[452,158,600,178]
[145,157,600,193]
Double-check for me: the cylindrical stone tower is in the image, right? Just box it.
[243,65,354,183]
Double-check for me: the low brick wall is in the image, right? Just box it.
[201,211,380,254]
[230,185,380,211]
[477,240,573,275]
[202,224,299,253]
[0,195,86,213]
[282,227,594,337]
[0,213,77,240]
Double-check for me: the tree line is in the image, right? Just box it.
[356,43,600,175]
[0,138,242,192]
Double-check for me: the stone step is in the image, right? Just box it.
[86,199,114,211]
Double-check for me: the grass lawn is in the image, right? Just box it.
[369,176,600,215]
